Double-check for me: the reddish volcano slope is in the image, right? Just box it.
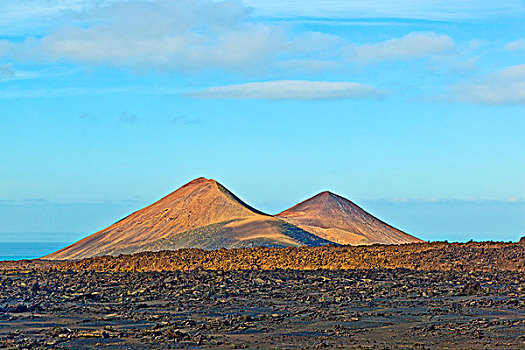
[45,178,331,260]
[276,191,423,245]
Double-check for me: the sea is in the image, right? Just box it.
[0,242,69,261]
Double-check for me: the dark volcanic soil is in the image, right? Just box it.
[0,242,524,349]
[0,269,524,349]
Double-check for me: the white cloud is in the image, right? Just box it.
[449,64,525,105]
[2,0,522,32]
[5,0,291,72]
[187,80,387,100]
[0,81,385,100]
[347,32,455,64]
[0,0,102,35]
[0,63,71,81]
[504,39,525,51]
[0,63,15,79]
[427,56,478,75]
[244,0,525,21]
[0,1,467,74]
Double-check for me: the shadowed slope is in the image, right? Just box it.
[45,178,331,260]
[276,191,424,245]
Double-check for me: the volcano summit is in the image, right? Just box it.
[45,178,422,260]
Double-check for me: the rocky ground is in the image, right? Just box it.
[0,241,524,349]
[0,268,524,349]
[55,241,525,273]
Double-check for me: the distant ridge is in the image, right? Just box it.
[276,191,423,245]
[44,178,331,260]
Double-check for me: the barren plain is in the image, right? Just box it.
[1,241,524,349]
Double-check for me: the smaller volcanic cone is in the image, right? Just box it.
[276,191,423,245]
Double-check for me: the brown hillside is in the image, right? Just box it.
[276,191,423,245]
[45,178,331,260]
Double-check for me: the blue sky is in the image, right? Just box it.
[1,0,524,243]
